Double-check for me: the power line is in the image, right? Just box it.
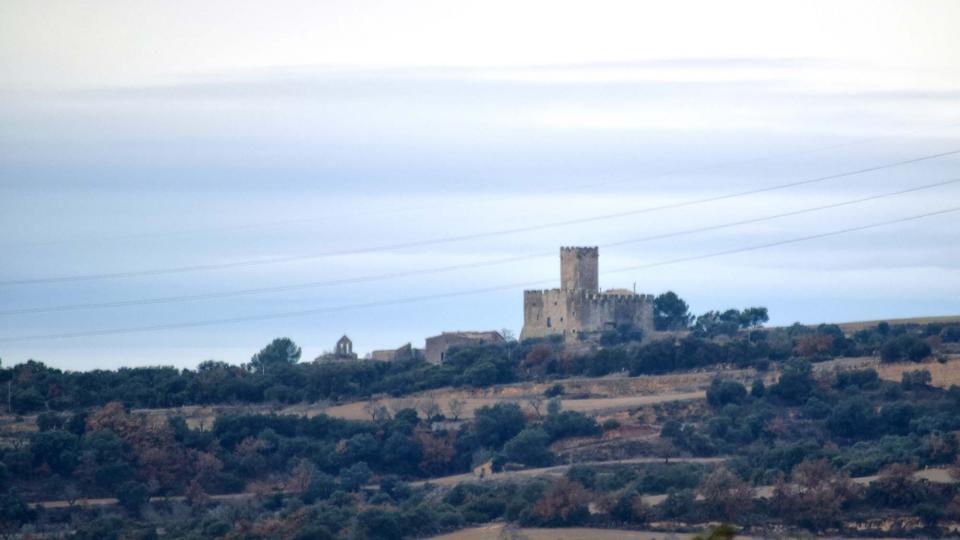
[1,205,955,343]
[2,177,957,315]
[6,120,958,252]
[2,148,958,287]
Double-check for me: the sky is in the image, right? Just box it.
[1,0,959,370]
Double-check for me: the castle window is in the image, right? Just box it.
[547,317,552,328]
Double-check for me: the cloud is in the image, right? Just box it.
[65,58,806,102]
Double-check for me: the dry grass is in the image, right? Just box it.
[321,391,705,421]
[877,358,960,388]
[828,315,960,333]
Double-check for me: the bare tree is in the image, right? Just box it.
[417,394,442,420]
[448,398,466,421]
[288,459,316,495]
[697,468,755,521]
[498,524,531,540]
[527,396,544,420]
[363,397,383,422]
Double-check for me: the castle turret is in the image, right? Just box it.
[560,246,599,292]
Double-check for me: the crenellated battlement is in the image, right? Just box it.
[560,246,598,254]
[583,292,653,303]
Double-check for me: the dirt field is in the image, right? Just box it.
[322,391,706,421]
[877,358,960,388]
[829,315,960,333]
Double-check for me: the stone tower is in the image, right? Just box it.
[560,246,599,292]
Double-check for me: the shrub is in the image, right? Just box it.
[901,369,932,390]
[543,384,565,398]
[706,379,747,408]
[503,428,553,466]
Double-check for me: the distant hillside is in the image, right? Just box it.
[827,315,960,333]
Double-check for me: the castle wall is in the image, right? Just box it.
[521,289,568,340]
[572,290,655,335]
[521,289,654,340]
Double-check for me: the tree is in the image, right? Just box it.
[706,379,747,408]
[915,502,944,530]
[364,398,390,422]
[288,458,317,496]
[693,311,740,338]
[248,337,301,373]
[543,410,599,440]
[416,428,456,476]
[530,479,590,525]
[502,428,552,466]
[447,398,466,421]
[473,403,526,448]
[523,345,554,378]
[901,369,932,390]
[0,490,35,532]
[416,395,442,421]
[358,508,402,540]
[881,335,932,363]
[794,333,834,357]
[339,462,372,491]
[653,291,693,331]
[527,396,545,420]
[30,430,79,475]
[776,459,859,530]
[769,358,815,405]
[697,468,754,520]
[116,480,149,517]
[826,397,877,439]
[739,307,769,329]
[381,431,423,475]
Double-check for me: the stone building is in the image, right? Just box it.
[520,247,654,341]
[368,342,422,362]
[424,331,505,364]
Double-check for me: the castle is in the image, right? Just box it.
[521,247,654,341]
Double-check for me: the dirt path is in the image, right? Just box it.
[29,489,272,510]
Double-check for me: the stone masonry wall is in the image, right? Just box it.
[560,246,599,292]
[521,288,654,340]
